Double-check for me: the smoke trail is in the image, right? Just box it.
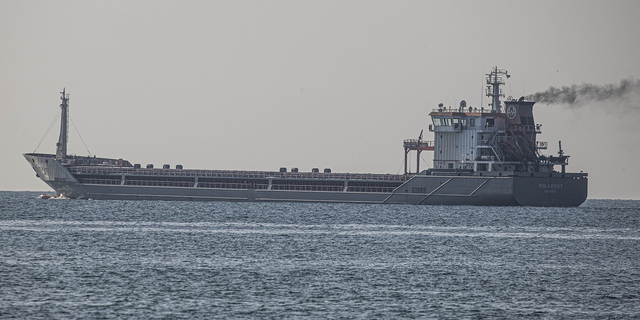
[526,78,640,108]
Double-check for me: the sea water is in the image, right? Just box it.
[1,191,639,318]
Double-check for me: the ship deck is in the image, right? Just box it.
[66,165,411,193]
[68,166,409,181]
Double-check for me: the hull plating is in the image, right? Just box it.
[25,153,587,207]
[46,176,586,207]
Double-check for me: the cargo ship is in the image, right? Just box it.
[24,68,588,206]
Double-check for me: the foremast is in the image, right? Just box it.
[55,88,69,161]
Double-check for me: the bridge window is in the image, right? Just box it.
[470,118,475,127]
[486,118,494,127]
[432,117,442,126]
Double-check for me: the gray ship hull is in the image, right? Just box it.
[25,154,587,207]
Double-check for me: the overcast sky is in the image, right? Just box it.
[2,0,639,200]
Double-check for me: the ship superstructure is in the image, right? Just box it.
[428,67,566,175]
[24,69,588,206]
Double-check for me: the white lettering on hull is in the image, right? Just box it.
[539,184,563,189]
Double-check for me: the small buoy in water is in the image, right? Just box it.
[39,193,54,199]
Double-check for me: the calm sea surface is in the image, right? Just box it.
[1,191,639,319]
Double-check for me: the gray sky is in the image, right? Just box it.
[2,0,639,199]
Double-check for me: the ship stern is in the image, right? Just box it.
[512,173,588,207]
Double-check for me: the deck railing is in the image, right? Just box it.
[69,166,411,182]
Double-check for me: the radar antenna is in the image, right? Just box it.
[486,66,509,112]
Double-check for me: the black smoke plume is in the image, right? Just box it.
[526,78,640,107]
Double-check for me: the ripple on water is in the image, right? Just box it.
[0,192,639,318]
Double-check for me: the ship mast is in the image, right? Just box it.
[486,66,509,112]
[55,88,69,160]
